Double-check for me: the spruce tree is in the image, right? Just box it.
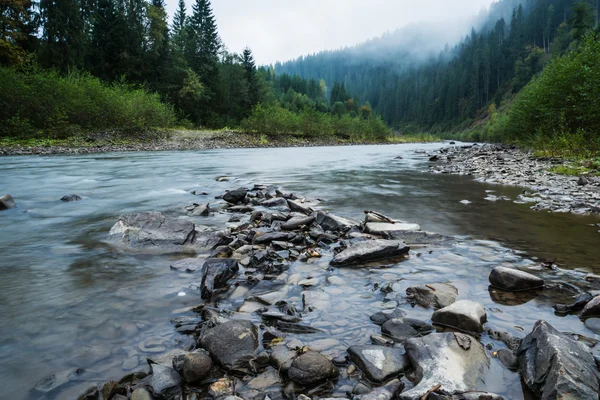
[0,0,37,65]
[146,0,170,90]
[242,47,258,112]
[39,0,84,71]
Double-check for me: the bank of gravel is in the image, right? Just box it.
[426,143,600,215]
[0,130,403,156]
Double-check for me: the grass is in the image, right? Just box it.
[386,133,440,143]
[0,130,170,148]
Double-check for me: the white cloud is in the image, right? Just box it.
[165,0,497,64]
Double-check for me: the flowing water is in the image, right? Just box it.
[1,143,600,399]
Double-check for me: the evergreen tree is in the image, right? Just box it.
[242,47,258,113]
[146,0,170,90]
[39,0,84,71]
[0,0,37,65]
[171,0,187,54]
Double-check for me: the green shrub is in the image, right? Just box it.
[0,66,177,138]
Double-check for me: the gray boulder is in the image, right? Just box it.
[199,320,259,372]
[223,188,247,204]
[200,258,239,299]
[330,239,409,267]
[261,197,290,210]
[149,364,182,399]
[488,267,544,291]
[107,212,195,248]
[316,211,358,232]
[432,300,487,333]
[172,349,212,383]
[381,318,433,342]
[281,215,315,231]
[287,199,314,215]
[0,194,16,210]
[517,320,600,400]
[347,345,410,383]
[370,309,406,325]
[580,295,600,319]
[287,351,338,385]
[170,258,205,273]
[189,203,210,216]
[364,222,421,237]
[252,231,296,245]
[406,283,458,309]
[399,333,490,400]
[354,379,403,400]
[61,194,82,202]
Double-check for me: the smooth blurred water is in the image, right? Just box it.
[0,144,599,399]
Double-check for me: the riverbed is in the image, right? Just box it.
[1,143,599,399]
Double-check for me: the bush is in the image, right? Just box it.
[0,66,177,138]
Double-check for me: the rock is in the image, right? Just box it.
[172,349,213,383]
[247,367,282,390]
[190,203,210,216]
[347,345,410,383]
[223,188,248,204]
[399,333,490,399]
[208,377,234,397]
[149,364,182,399]
[0,194,16,210]
[585,317,600,333]
[261,197,290,210]
[330,239,409,267]
[61,194,82,202]
[170,258,205,273]
[406,283,458,309]
[355,379,403,400]
[33,368,86,393]
[432,300,487,333]
[494,348,518,370]
[554,292,593,313]
[315,211,358,232]
[578,177,590,186]
[287,351,338,385]
[364,222,421,237]
[488,267,544,292]
[287,199,314,215]
[130,388,152,400]
[580,295,600,319]
[517,320,600,400]
[381,318,433,342]
[200,320,259,372]
[282,216,315,231]
[107,212,195,248]
[369,309,406,325]
[200,258,239,299]
[253,231,296,245]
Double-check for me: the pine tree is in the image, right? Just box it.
[188,0,220,78]
[146,0,170,90]
[39,0,84,71]
[242,47,258,112]
[0,0,37,65]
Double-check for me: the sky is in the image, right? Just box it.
[165,0,498,65]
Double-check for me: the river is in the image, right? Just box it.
[1,143,599,399]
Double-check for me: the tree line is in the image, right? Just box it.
[0,0,388,139]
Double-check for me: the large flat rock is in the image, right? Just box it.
[316,211,359,232]
[330,239,409,267]
[517,320,600,399]
[399,333,490,399]
[406,283,458,309]
[347,345,410,383]
[364,222,421,237]
[489,267,544,292]
[432,300,487,333]
[199,320,259,373]
[107,212,195,249]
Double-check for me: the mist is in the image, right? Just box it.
[166,0,499,64]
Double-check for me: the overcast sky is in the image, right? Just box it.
[165,0,498,65]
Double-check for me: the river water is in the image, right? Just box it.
[1,143,599,399]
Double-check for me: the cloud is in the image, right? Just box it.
[166,0,498,65]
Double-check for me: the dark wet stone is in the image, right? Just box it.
[381,318,433,342]
[330,239,409,267]
[432,300,487,333]
[355,379,403,400]
[287,199,314,215]
[223,188,248,204]
[259,310,301,323]
[347,345,410,383]
[488,286,540,306]
[172,349,213,383]
[200,258,239,299]
[253,232,297,245]
[517,320,600,400]
[194,230,232,250]
[61,194,82,202]
[170,258,205,273]
[315,211,358,232]
[495,348,518,370]
[261,197,290,210]
[107,212,195,248]
[190,203,210,216]
[580,295,600,319]
[585,317,600,333]
[0,194,16,210]
[406,283,458,309]
[281,216,315,231]
[149,364,182,399]
[199,320,259,372]
[370,309,407,325]
[247,367,282,390]
[555,292,593,314]
[399,333,490,399]
[276,321,322,334]
[287,351,338,385]
[488,267,544,292]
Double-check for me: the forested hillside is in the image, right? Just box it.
[278,0,599,140]
[0,0,388,140]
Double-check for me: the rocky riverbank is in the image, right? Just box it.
[0,131,416,156]
[426,143,600,215]
[23,182,600,400]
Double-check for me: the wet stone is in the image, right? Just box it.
[223,188,248,204]
[200,258,239,299]
[347,345,410,383]
[61,194,82,202]
[172,349,212,383]
[355,379,403,400]
[107,212,196,249]
[495,348,518,370]
[580,295,600,319]
[0,194,16,210]
[330,239,409,267]
[247,367,282,390]
[584,317,600,333]
[199,320,259,372]
[406,283,458,309]
[381,318,433,342]
[431,300,487,333]
[370,309,406,325]
[488,266,544,292]
[316,211,358,232]
[149,364,182,399]
[287,351,338,386]
[170,258,205,273]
